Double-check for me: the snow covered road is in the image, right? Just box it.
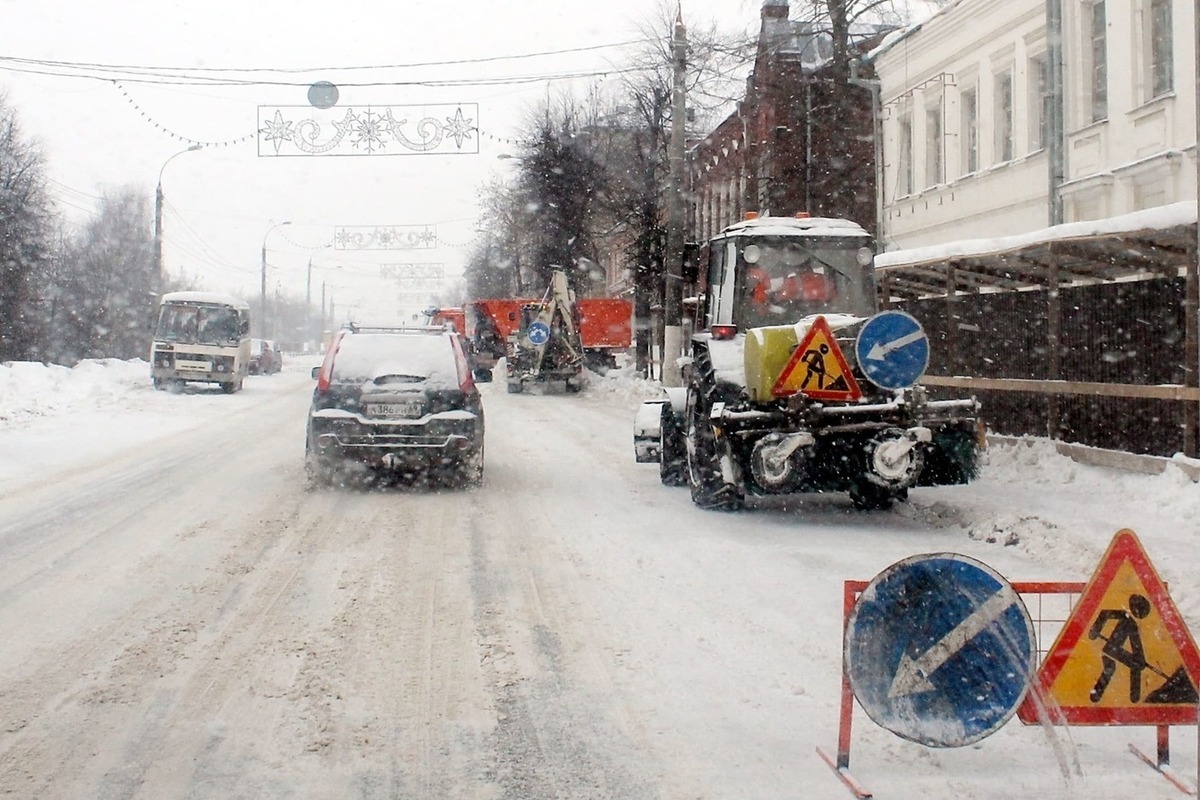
[0,358,1198,798]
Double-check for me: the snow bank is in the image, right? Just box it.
[0,359,151,428]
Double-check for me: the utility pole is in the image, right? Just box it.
[1186,0,1199,457]
[153,144,201,295]
[662,7,688,387]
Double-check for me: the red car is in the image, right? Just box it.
[249,339,282,375]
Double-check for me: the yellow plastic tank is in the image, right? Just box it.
[744,324,803,402]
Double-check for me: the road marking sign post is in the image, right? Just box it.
[854,310,930,391]
[772,315,862,401]
[844,553,1036,747]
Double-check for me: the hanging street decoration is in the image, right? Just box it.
[380,264,445,292]
[334,225,438,250]
[257,104,478,156]
[307,81,340,110]
[380,264,445,280]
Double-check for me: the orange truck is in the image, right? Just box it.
[426,307,466,334]
[464,299,531,379]
[464,296,633,380]
[576,298,632,373]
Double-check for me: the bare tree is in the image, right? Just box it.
[0,93,53,362]
[53,188,156,362]
[611,2,749,375]
[466,173,536,299]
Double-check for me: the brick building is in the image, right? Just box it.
[689,0,885,243]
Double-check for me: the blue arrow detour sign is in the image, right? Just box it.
[844,553,1036,747]
[854,310,930,390]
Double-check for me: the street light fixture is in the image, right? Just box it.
[154,144,203,292]
[260,220,292,337]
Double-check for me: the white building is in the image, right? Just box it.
[872,0,1196,252]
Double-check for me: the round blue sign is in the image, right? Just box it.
[844,553,1035,748]
[855,311,930,390]
[526,321,551,346]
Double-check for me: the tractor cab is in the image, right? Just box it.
[700,215,877,334]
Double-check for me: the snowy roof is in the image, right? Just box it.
[875,201,1197,300]
[865,0,966,63]
[160,290,251,310]
[716,215,871,239]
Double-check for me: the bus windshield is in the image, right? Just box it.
[156,303,243,345]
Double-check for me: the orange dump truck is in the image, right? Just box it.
[464,299,533,379]
[576,298,632,373]
[464,296,633,379]
[427,307,466,334]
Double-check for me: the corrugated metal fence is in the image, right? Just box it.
[899,277,1192,457]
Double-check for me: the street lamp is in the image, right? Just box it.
[260,220,292,337]
[306,251,340,350]
[154,144,203,292]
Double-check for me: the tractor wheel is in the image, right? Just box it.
[659,404,687,487]
[685,386,744,511]
[849,481,906,511]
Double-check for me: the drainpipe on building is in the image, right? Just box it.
[849,59,884,248]
[1046,0,1065,226]
[1044,0,1067,441]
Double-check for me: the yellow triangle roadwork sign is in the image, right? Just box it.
[771,316,862,401]
[1018,529,1200,726]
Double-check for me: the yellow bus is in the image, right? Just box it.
[150,291,252,393]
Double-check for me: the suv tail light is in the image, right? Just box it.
[449,335,475,394]
[315,329,349,394]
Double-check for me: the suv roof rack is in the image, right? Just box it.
[340,323,448,335]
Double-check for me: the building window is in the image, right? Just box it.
[960,87,978,175]
[897,114,913,196]
[1087,1,1108,122]
[1149,0,1174,99]
[1029,54,1051,151]
[925,101,943,187]
[995,70,1014,162]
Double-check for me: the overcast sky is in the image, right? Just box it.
[0,0,768,323]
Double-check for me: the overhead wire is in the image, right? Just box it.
[0,40,660,88]
[0,39,652,76]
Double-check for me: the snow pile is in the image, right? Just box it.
[0,358,151,428]
[585,364,669,406]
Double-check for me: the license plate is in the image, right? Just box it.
[178,361,211,372]
[365,402,423,418]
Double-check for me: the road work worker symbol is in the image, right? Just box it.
[1089,593,1154,703]
[1017,529,1200,726]
[801,344,830,390]
[772,315,861,402]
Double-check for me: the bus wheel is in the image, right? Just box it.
[222,378,242,394]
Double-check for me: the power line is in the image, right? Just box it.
[0,45,658,88]
[0,39,652,76]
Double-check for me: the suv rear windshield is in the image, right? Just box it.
[331,333,460,388]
